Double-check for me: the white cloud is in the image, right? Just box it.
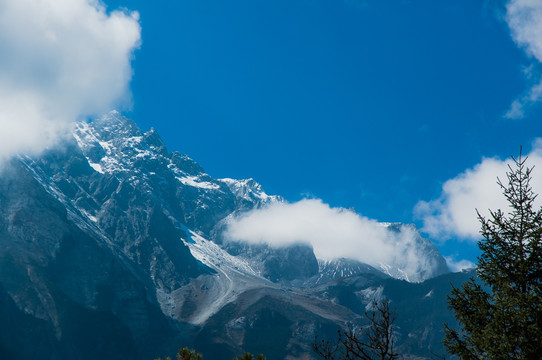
[445,257,475,272]
[225,199,444,282]
[0,0,141,160]
[504,0,542,118]
[415,158,509,240]
[507,0,542,62]
[504,78,542,119]
[415,142,542,241]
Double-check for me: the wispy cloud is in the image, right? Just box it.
[225,199,445,282]
[504,0,542,118]
[0,0,141,161]
[445,256,475,272]
[415,142,542,241]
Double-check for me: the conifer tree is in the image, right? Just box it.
[154,347,203,360]
[444,153,542,359]
[232,352,266,360]
[176,347,203,360]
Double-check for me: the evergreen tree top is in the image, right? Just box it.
[444,152,542,360]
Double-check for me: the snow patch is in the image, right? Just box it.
[176,176,221,190]
[219,177,281,204]
[89,162,103,173]
[183,227,258,277]
[357,286,385,311]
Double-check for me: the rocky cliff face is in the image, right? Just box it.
[0,112,457,360]
[0,159,175,360]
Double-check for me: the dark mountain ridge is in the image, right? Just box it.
[0,112,464,359]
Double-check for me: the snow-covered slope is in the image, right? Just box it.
[73,111,222,190]
[219,177,282,206]
[176,227,276,324]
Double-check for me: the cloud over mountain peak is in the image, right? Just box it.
[0,0,140,161]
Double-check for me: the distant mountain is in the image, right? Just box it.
[0,112,462,359]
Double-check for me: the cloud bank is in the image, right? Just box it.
[415,142,542,241]
[225,199,444,282]
[0,0,141,160]
[505,0,542,118]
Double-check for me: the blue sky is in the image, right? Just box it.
[2,0,542,268]
[98,0,542,265]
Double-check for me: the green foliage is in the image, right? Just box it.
[154,347,203,360]
[444,153,542,359]
[154,348,265,360]
[313,299,400,360]
[177,347,203,360]
[232,352,266,360]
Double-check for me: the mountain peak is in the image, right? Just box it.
[90,111,142,141]
[143,128,168,157]
[220,177,282,206]
[73,112,168,175]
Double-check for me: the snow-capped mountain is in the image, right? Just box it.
[0,112,459,360]
[68,111,447,285]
